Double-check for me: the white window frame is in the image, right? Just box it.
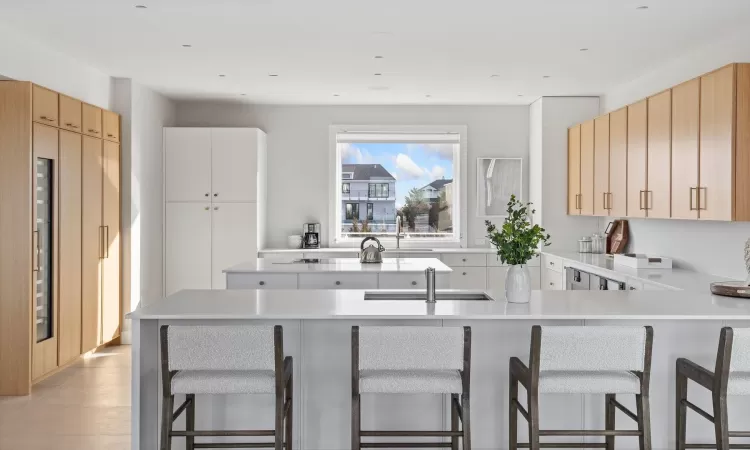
[329,124,468,248]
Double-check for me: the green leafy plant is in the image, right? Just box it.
[485,195,550,266]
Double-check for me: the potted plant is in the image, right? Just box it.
[485,195,550,303]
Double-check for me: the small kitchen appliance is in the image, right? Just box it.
[303,223,321,249]
[360,237,385,264]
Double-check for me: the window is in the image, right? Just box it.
[368,183,389,198]
[345,203,359,220]
[331,126,466,245]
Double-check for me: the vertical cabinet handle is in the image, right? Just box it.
[699,187,707,211]
[602,192,607,211]
[608,192,613,210]
[104,226,110,259]
[689,187,697,211]
[639,190,645,210]
[98,226,104,259]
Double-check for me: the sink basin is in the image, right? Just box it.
[364,291,494,301]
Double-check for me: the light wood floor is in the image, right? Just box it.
[0,345,130,449]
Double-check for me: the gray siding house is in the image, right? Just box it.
[341,164,396,231]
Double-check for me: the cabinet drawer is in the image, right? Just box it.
[449,267,487,289]
[443,253,487,267]
[378,273,450,289]
[103,110,120,142]
[542,254,563,273]
[298,273,377,289]
[226,273,298,289]
[542,267,563,290]
[59,94,82,132]
[393,252,440,260]
[82,103,102,138]
[33,85,59,127]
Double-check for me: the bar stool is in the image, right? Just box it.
[351,326,472,450]
[159,325,293,450]
[509,325,654,450]
[677,327,750,450]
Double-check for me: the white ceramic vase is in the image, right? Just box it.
[505,264,531,304]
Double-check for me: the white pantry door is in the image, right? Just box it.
[211,128,258,202]
[211,202,258,289]
[165,128,212,202]
[165,202,212,295]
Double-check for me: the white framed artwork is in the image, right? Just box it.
[476,157,522,217]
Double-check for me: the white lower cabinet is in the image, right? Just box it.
[211,203,257,289]
[298,273,378,289]
[378,273,450,289]
[166,202,212,295]
[542,267,563,290]
[226,273,298,289]
[449,267,487,289]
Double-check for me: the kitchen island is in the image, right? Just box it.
[223,257,452,289]
[131,289,750,450]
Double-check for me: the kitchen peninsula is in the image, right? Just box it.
[131,288,750,450]
[224,257,452,289]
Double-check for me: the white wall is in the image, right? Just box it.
[600,26,750,280]
[176,103,529,248]
[0,25,112,108]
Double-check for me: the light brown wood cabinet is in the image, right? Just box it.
[627,99,648,218]
[671,78,700,219]
[609,107,628,217]
[83,103,102,138]
[580,120,595,215]
[0,81,121,395]
[647,90,672,218]
[59,95,82,133]
[567,125,581,214]
[593,115,610,216]
[103,110,120,143]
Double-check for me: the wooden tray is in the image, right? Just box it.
[711,281,750,298]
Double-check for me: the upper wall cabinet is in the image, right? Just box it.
[165,128,266,203]
[647,90,672,219]
[82,103,102,138]
[608,108,628,217]
[567,125,581,215]
[59,95,82,133]
[32,85,59,127]
[627,99,648,218]
[593,115,610,216]
[102,110,120,143]
[671,78,701,220]
[579,120,595,216]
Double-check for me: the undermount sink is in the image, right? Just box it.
[364,291,494,301]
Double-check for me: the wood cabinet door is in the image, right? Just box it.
[165,202,212,296]
[82,103,102,138]
[609,107,628,217]
[31,123,59,380]
[81,136,103,352]
[32,85,59,127]
[580,120,595,216]
[59,95,82,133]
[102,110,120,143]
[58,131,82,365]
[211,128,258,202]
[593,115,610,216]
[671,78,701,220]
[647,90,672,218]
[627,99,648,217]
[102,141,120,343]
[700,64,735,220]
[567,125,581,215]
[165,128,212,202]
[211,203,257,289]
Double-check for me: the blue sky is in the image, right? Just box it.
[341,142,454,207]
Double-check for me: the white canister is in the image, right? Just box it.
[287,235,303,249]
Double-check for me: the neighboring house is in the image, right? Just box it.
[419,178,453,203]
[341,164,397,228]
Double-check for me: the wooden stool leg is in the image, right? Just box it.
[636,394,652,450]
[286,373,293,450]
[713,394,729,450]
[451,394,459,450]
[509,375,518,450]
[161,395,174,450]
[527,389,539,450]
[605,394,615,450]
[676,372,687,450]
[186,394,195,450]
[352,393,361,450]
[461,393,471,450]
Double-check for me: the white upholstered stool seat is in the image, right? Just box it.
[359,369,462,394]
[538,370,641,394]
[171,370,276,394]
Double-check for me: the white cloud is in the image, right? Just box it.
[395,153,425,180]
[429,165,445,180]
[407,143,454,161]
[340,143,374,164]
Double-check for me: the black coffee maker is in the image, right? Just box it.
[303,223,321,249]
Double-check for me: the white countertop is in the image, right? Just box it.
[224,258,452,274]
[544,251,736,292]
[259,247,496,254]
[131,288,750,320]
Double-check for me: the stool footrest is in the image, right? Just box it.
[518,443,608,448]
[194,443,277,449]
[172,430,276,437]
[361,443,453,448]
[539,430,642,437]
[361,431,462,437]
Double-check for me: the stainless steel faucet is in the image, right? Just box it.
[425,267,436,303]
[395,215,403,249]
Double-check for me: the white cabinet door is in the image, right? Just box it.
[542,267,563,290]
[449,267,487,289]
[378,273,450,289]
[165,202,212,295]
[443,253,487,267]
[165,128,212,202]
[226,273,298,290]
[211,128,259,202]
[298,273,378,289]
[211,203,258,289]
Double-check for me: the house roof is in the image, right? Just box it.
[420,179,453,191]
[341,164,395,181]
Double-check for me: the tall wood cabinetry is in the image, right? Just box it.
[164,128,267,296]
[0,81,120,395]
[568,63,750,222]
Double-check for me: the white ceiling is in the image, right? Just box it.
[1,0,749,105]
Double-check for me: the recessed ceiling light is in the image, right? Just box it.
[580,48,589,52]
[374,56,384,59]
[333,94,340,97]
[374,73,382,76]
[490,74,501,78]
[135,4,147,8]
[543,75,550,79]
[240,93,246,96]
[425,95,432,98]
[269,74,279,77]
[636,5,649,9]
[218,74,226,77]
[517,94,524,97]
[182,44,192,48]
